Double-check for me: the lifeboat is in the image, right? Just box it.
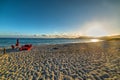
[11,39,32,51]
[19,44,32,51]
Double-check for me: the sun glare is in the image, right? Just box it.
[91,39,99,42]
[82,22,109,37]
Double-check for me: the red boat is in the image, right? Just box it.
[19,44,32,51]
[11,39,32,51]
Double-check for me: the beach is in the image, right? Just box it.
[0,40,120,80]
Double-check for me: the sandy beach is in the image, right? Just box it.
[0,40,120,80]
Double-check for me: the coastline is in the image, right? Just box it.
[0,40,120,79]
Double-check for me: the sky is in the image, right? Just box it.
[0,0,120,37]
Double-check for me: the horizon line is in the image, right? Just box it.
[0,34,119,38]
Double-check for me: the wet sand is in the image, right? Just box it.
[0,40,120,80]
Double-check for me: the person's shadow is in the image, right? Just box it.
[5,48,20,53]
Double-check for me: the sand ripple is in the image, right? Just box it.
[0,41,120,80]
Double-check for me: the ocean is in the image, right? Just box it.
[0,38,92,47]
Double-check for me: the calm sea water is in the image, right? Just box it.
[0,38,92,47]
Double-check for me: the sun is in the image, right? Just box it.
[86,26,108,37]
[83,22,109,37]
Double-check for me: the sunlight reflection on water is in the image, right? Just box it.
[90,39,101,42]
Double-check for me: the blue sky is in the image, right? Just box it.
[0,0,120,37]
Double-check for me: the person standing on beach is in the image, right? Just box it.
[16,39,20,47]
[3,48,6,54]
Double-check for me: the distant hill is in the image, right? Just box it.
[98,35,120,41]
[77,36,96,39]
[77,35,120,41]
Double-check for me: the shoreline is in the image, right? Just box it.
[0,38,104,48]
